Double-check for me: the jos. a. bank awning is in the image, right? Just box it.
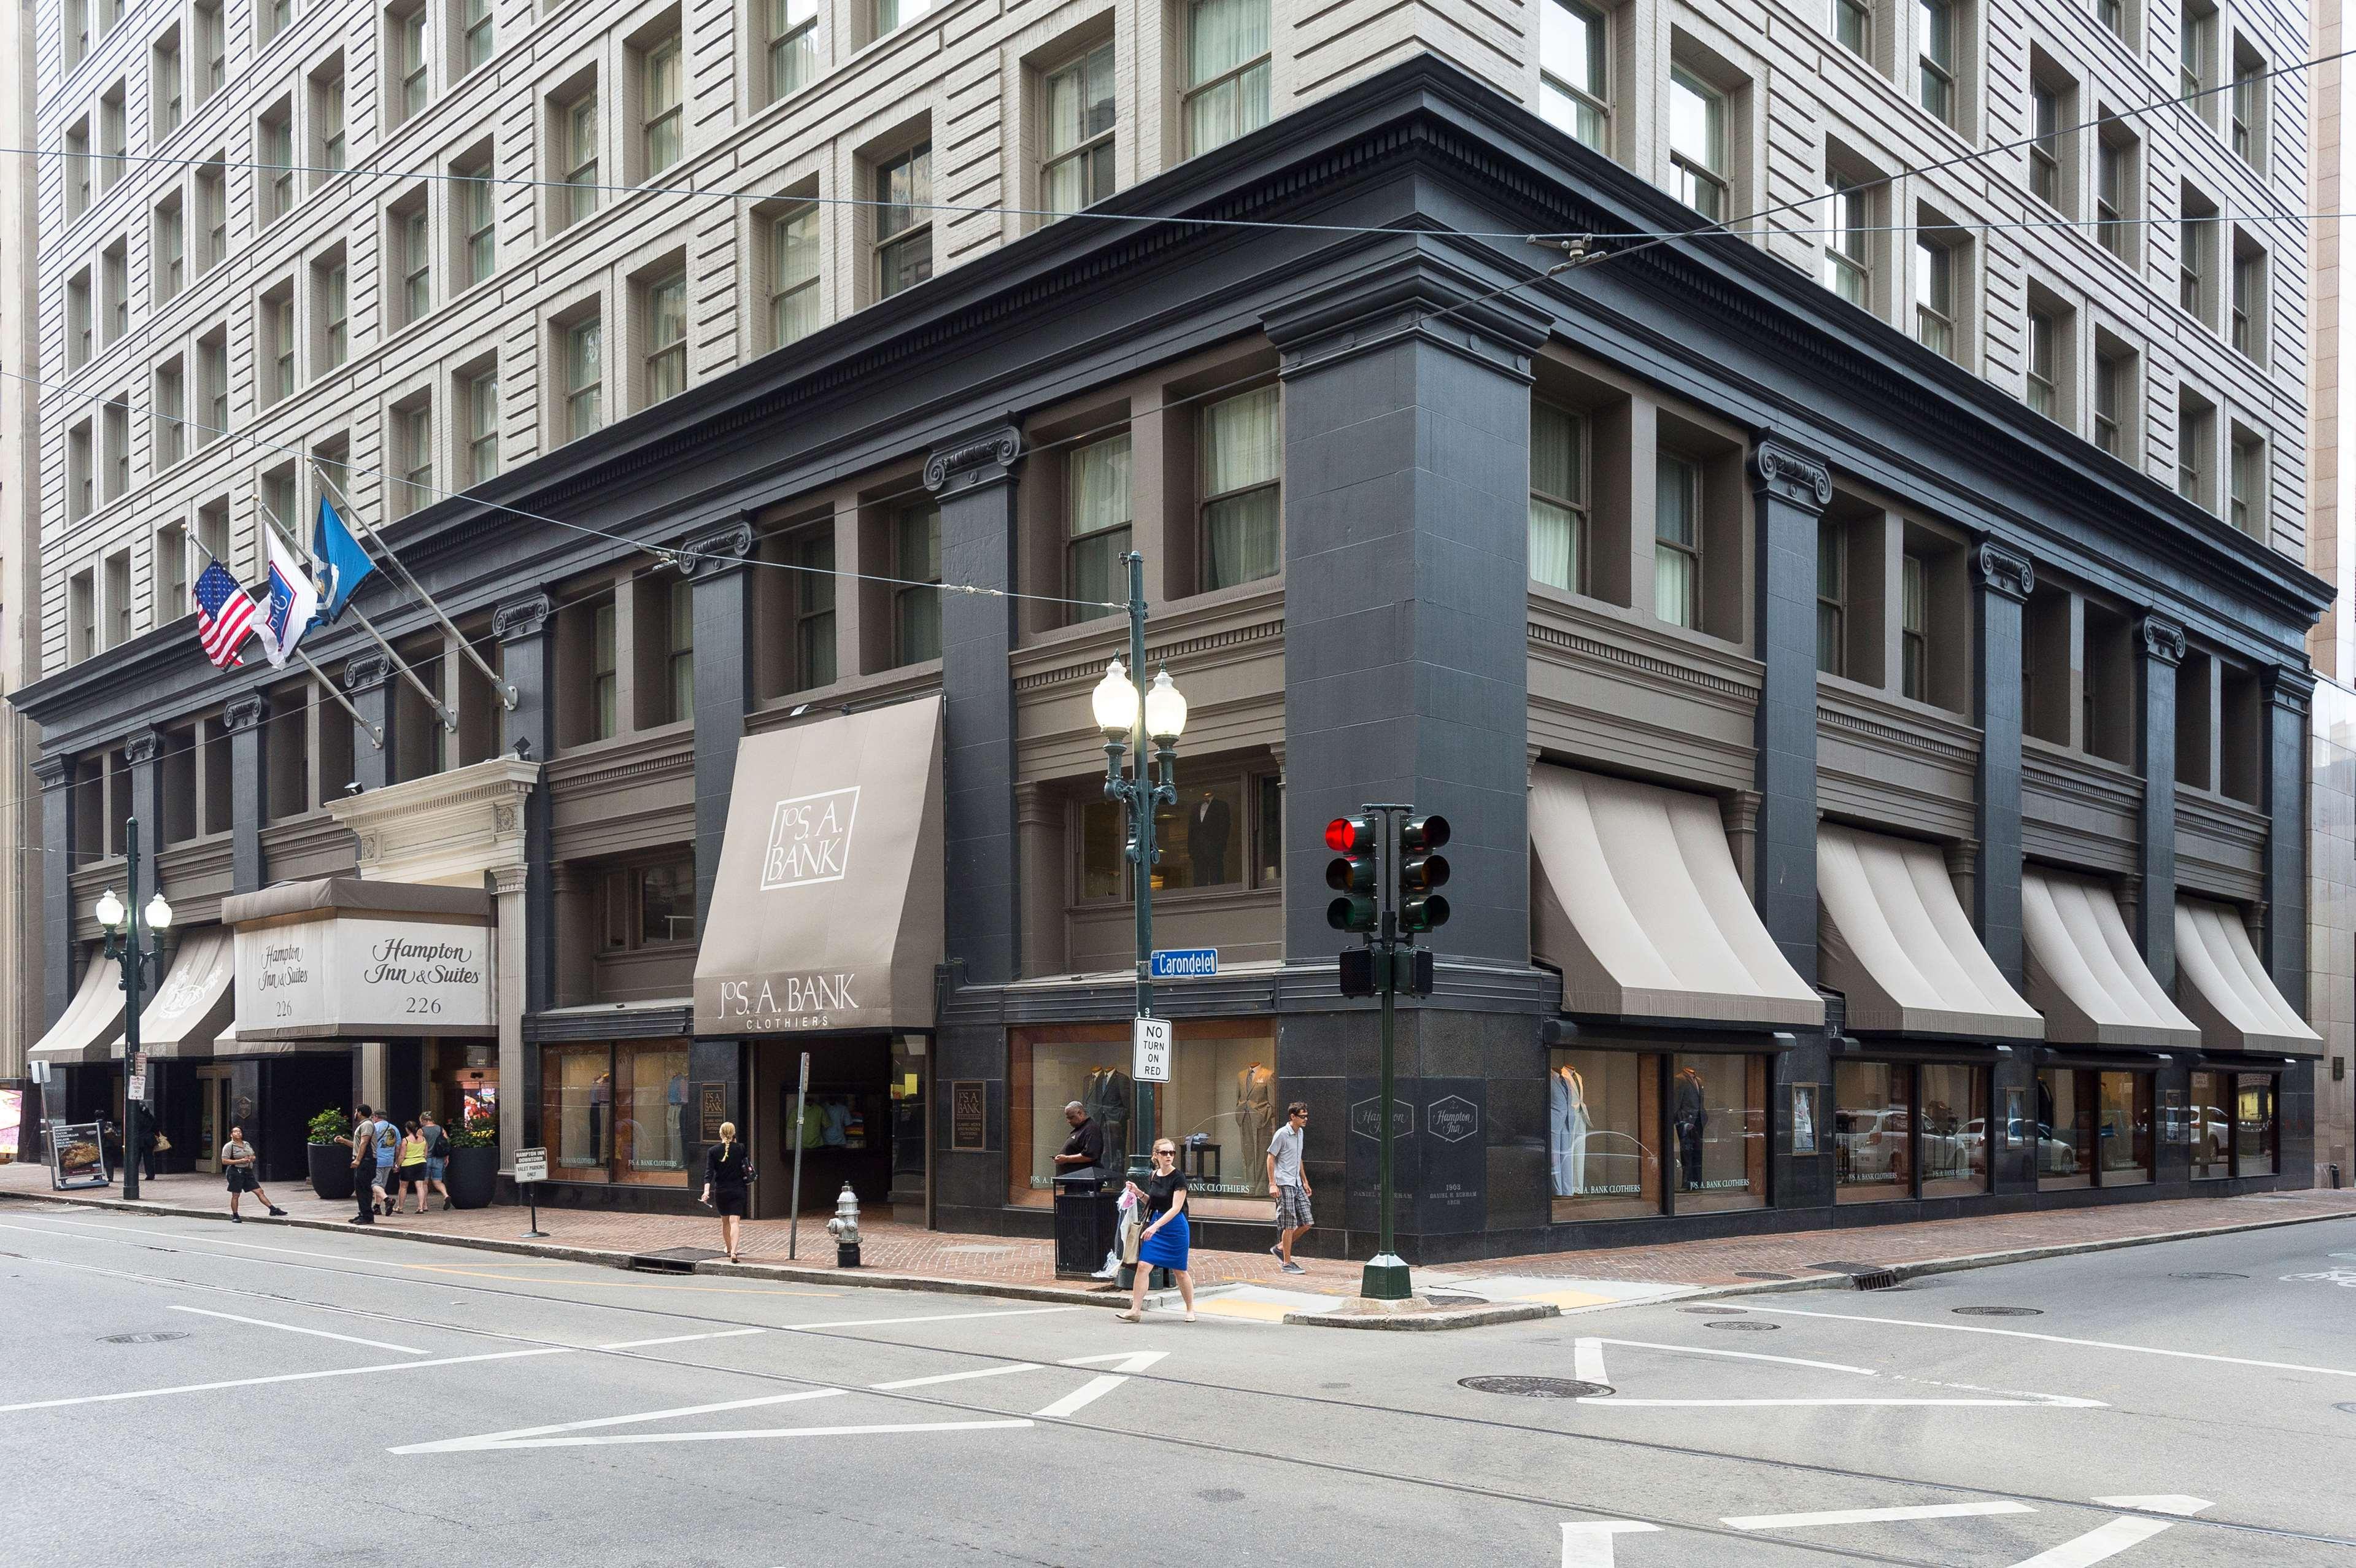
[1818,824,2044,1038]
[27,954,126,1066]
[693,697,944,1035]
[137,925,237,1059]
[1531,765,1822,1027]
[2020,867,2200,1050]
[2174,895,2323,1055]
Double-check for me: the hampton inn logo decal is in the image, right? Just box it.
[761,786,860,890]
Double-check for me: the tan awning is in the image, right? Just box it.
[29,956,126,1065]
[139,926,237,1060]
[693,697,944,1035]
[1818,825,2042,1038]
[2021,867,2200,1049]
[1531,765,1822,1027]
[2174,896,2322,1054]
[226,878,495,1041]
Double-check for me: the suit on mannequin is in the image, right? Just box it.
[1548,1065,1591,1197]
[1189,792,1232,885]
[1672,1067,1707,1187]
[1235,1062,1275,1170]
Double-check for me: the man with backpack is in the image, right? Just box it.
[369,1110,401,1216]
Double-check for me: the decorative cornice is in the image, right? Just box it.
[1748,441,1833,512]
[1528,622,1755,701]
[1014,618,1284,692]
[924,422,1023,495]
[678,519,757,579]
[223,693,269,732]
[2266,662,2319,712]
[32,754,74,788]
[1972,541,2035,601]
[492,591,553,642]
[123,730,161,766]
[2138,614,2187,666]
[1817,704,1978,766]
[343,652,395,692]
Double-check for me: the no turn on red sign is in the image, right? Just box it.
[1132,1017,1171,1083]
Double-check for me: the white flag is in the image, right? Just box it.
[260,527,320,669]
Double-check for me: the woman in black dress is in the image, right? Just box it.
[700,1119,752,1262]
[1116,1139,1197,1323]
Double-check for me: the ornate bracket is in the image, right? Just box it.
[678,518,757,580]
[1748,441,1833,512]
[123,730,162,767]
[31,754,74,790]
[224,693,270,732]
[2138,614,2186,666]
[924,422,1023,496]
[491,591,553,643]
[2266,662,2319,714]
[1972,541,2035,602]
[343,651,395,693]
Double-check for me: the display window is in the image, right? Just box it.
[2035,1067,2093,1190]
[1834,1060,1988,1203]
[1078,767,1283,902]
[1011,1020,1277,1218]
[2233,1075,2276,1175]
[2096,1070,2152,1186]
[1548,1049,1660,1220]
[539,1038,692,1184]
[2037,1067,2153,1189]
[2192,1068,2277,1178]
[1917,1062,1984,1198]
[2190,1069,2233,1179]
[1672,1052,1767,1213]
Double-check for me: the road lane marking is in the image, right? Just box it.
[1726,1303,2356,1378]
[1566,1337,2102,1408]
[0,1345,573,1413]
[168,1304,427,1354]
[1586,1337,1878,1376]
[792,1306,1080,1330]
[871,1364,1043,1390]
[598,1329,767,1349]
[2007,1500,2210,1567]
[443,1419,1036,1450]
[398,1386,854,1451]
[1561,1521,1661,1566]
[1575,1338,1609,1385]
[1726,1502,2037,1530]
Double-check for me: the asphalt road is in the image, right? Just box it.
[4,1199,2355,1566]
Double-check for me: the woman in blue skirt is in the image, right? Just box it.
[1118,1138,1197,1322]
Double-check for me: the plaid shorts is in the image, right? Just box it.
[1275,1183,1314,1230]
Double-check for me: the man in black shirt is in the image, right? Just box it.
[1055,1100,1105,1173]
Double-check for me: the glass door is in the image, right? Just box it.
[195,1071,226,1173]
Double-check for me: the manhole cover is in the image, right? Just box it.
[1459,1375,1612,1399]
[1952,1307,2044,1316]
[1680,1305,1743,1315]
[99,1331,190,1344]
[1705,1319,1781,1331]
[1735,1272,1794,1281]
[2169,1272,2247,1280]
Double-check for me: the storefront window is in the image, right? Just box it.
[1013,1022,1275,1215]
[1670,1053,1767,1213]
[1080,799,1124,900]
[1254,774,1283,886]
[2234,1075,2276,1175]
[617,1041,691,1183]
[2097,1070,2152,1186]
[2190,1068,2232,1179]
[1018,1035,1133,1195]
[1161,1034,1277,1200]
[639,860,695,945]
[542,1040,691,1184]
[1549,1048,1659,1220]
[1834,1061,1907,1203]
[1917,1062,1984,1198]
[1154,779,1245,890]
[546,1043,612,1183]
[2036,1068,2093,1190]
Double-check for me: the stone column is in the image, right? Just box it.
[493,592,555,1021]
[927,423,1024,985]
[490,862,528,1170]
[224,693,269,895]
[683,518,756,933]
[2134,616,2186,986]
[2265,664,2316,1013]
[1748,441,1833,982]
[34,755,75,1029]
[346,654,397,794]
[1972,542,2035,986]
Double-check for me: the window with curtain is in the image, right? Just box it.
[1823,174,1868,305]
[1816,518,1844,675]
[894,501,942,665]
[771,204,820,347]
[1183,0,1270,155]
[643,37,683,175]
[769,0,816,101]
[646,273,687,403]
[1200,385,1281,590]
[1540,0,1607,149]
[876,144,933,298]
[666,576,694,723]
[590,600,618,739]
[792,531,836,688]
[1067,432,1131,617]
[1901,552,1928,700]
[1528,400,1586,593]
[566,319,603,439]
[1042,42,1116,217]
[1668,69,1726,220]
[1654,452,1701,628]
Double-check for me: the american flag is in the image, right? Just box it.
[193,559,260,668]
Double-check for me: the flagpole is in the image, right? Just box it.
[258,503,456,733]
[190,538,383,749]
[311,464,517,710]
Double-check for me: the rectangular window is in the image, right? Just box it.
[892,501,942,665]
[2030,85,2060,206]
[2231,248,2261,358]
[2180,2,2210,98]
[564,92,600,226]
[1824,174,1868,305]
[2190,1070,2231,1178]
[2097,1070,2152,1185]
[1529,400,1587,592]
[1183,0,1270,155]
[1041,42,1116,218]
[317,73,345,173]
[458,164,495,285]
[103,245,126,342]
[154,38,183,139]
[155,363,185,466]
[199,162,226,269]
[2094,350,2127,457]
[68,426,92,519]
[1834,0,1870,55]
[1900,552,1928,700]
[566,319,603,438]
[2234,1075,2276,1175]
[876,144,933,299]
[875,0,931,33]
[1915,237,1954,358]
[69,571,96,662]
[643,37,683,176]
[1200,385,1281,590]
[261,0,292,44]
[465,369,497,484]
[768,0,816,101]
[323,261,348,366]
[2230,433,2261,535]
[792,531,836,689]
[398,402,433,516]
[645,272,687,403]
[2026,309,2058,417]
[2098,0,2123,35]
[1654,453,1701,627]
[2180,210,2211,318]
[262,465,295,534]
[156,202,184,301]
[2231,56,2261,164]
[1668,69,1728,221]
[2097,136,2133,262]
[1918,0,1955,124]
[665,577,695,723]
[67,0,88,68]
[101,91,125,189]
[199,334,227,445]
[262,110,293,223]
[2178,401,2212,507]
[66,124,90,219]
[590,601,618,738]
[106,549,132,646]
[269,293,295,400]
[402,207,430,323]
[1540,0,1608,149]
[1067,432,1132,616]
[197,1,224,101]
[398,6,429,121]
[769,203,819,347]
[462,0,493,72]
[158,520,189,610]
[104,401,128,500]
[1815,519,1844,676]
[67,276,90,369]
[1670,1055,1767,1212]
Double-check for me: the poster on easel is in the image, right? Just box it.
[0,1088,20,1163]
[48,1121,109,1189]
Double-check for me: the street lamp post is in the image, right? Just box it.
[96,817,173,1200]
[1092,551,1188,1189]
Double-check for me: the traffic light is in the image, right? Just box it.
[1325,816,1380,934]
[1396,814,1451,934]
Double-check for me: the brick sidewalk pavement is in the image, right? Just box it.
[4,1158,2351,1295]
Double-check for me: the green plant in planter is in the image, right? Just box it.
[307,1106,351,1146]
[446,1113,498,1150]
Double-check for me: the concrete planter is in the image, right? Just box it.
[307,1144,355,1202]
[446,1145,499,1209]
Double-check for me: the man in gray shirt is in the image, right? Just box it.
[1265,1102,1313,1273]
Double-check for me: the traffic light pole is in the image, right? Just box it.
[1124,550,1157,1189]
[1364,806,1412,1302]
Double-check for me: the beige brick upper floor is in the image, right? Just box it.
[29,0,2313,677]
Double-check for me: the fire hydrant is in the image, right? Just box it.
[824,1182,862,1268]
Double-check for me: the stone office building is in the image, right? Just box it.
[17,0,2325,1252]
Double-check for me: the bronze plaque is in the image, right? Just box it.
[700,1083,727,1142]
[950,1081,987,1151]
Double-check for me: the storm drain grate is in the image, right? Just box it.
[1704,1319,1782,1331]
[1852,1270,1901,1291]
[1460,1375,1612,1399]
[2170,1272,2247,1280]
[1952,1306,2044,1316]
[99,1331,190,1344]
[628,1246,726,1273]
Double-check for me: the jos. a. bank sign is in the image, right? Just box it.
[234,916,496,1039]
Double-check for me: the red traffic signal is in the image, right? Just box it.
[1324,815,1379,933]
[1324,817,1365,852]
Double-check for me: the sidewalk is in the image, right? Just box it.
[6,1158,2352,1311]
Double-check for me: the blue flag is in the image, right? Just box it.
[313,497,376,624]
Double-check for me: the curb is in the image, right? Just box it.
[1281,1299,1559,1330]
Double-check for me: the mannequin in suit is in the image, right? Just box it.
[1548,1065,1589,1197]
[1672,1067,1707,1188]
[1235,1062,1276,1172]
[1189,790,1233,885]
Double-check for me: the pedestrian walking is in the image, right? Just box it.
[220,1127,287,1222]
[395,1121,430,1213]
[1266,1100,1313,1273]
[369,1110,401,1215]
[1117,1139,1196,1323]
[133,1103,163,1181]
[700,1120,751,1262]
[347,1104,380,1224]
[419,1113,455,1210]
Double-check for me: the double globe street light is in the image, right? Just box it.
[95,816,172,1200]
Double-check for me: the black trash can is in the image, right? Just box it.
[1052,1165,1118,1280]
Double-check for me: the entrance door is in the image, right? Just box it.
[195,1071,230,1173]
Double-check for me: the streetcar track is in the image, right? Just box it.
[6,1206,2349,1561]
